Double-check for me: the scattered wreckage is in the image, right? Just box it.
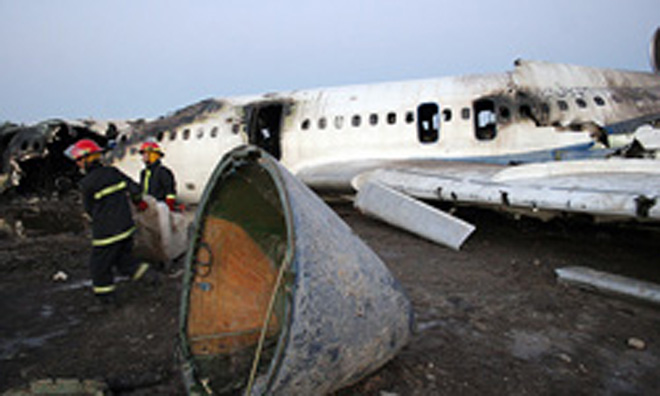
[178,146,413,395]
[0,119,123,195]
[2,113,658,249]
[2,29,660,396]
[556,266,660,306]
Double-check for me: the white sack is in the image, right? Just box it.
[133,195,190,263]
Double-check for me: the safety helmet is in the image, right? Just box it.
[138,141,164,156]
[64,139,103,161]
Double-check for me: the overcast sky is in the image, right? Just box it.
[0,0,658,123]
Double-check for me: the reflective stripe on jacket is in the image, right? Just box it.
[80,162,140,244]
[140,160,176,202]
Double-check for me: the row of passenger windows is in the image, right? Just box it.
[298,95,612,132]
[167,126,220,141]
[120,124,240,146]
[558,95,608,110]
[119,94,616,145]
[139,124,242,143]
[300,111,416,131]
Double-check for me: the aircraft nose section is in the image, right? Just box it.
[179,145,413,395]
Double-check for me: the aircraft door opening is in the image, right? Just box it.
[417,103,440,143]
[474,99,497,141]
[246,103,284,160]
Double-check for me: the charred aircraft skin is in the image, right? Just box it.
[0,120,109,195]
[473,61,660,156]
[106,99,226,163]
[0,117,154,195]
[511,60,660,131]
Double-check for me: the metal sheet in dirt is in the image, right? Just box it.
[179,145,413,395]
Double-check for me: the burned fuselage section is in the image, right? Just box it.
[464,60,660,156]
[0,120,113,195]
[104,97,297,203]
[0,98,239,200]
[106,98,227,164]
[3,57,660,205]
[510,60,660,143]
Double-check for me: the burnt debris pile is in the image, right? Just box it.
[0,119,109,197]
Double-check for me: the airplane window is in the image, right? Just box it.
[575,98,587,108]
[301,119,310,130]
[387,112,396,124]
[183,129,190,140]
[197,128,204,139]
[369,113,378,126]
[498,107,509,121]
[443,109,453,122]
[157,132,164,142]
[594,96,606,106]
[231,124,240,134]
[318,117,327,129]
[519,105,532,119]
[170,130,177,141]
[334,116,344,129]
[405,111,414,123]
[557,100,569,111]
[461,108,470,120]
[210,126,218,138]
[352,115,361,127]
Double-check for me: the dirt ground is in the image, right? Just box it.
[1,195,659,395]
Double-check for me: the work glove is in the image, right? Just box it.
[166,197,176,212]
[136,200,149,212]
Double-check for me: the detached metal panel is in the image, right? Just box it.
[179,146,412,395]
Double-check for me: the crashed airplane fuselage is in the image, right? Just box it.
[104,59,660,218]
[3,37,660,226]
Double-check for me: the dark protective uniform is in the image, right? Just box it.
[139,159,176,202]
[80,161,146,297]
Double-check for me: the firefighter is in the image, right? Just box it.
[138,141,178,211]
[65,139,152,306]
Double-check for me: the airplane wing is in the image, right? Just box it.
[354,158,660,220]
[344,158,660,249]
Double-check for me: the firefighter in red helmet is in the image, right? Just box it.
[65,139,153,306]
[138,140,178,211]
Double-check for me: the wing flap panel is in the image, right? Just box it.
[354,181,475,250]
[358,160,660,221]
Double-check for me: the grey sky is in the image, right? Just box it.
[0,0,657,123]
